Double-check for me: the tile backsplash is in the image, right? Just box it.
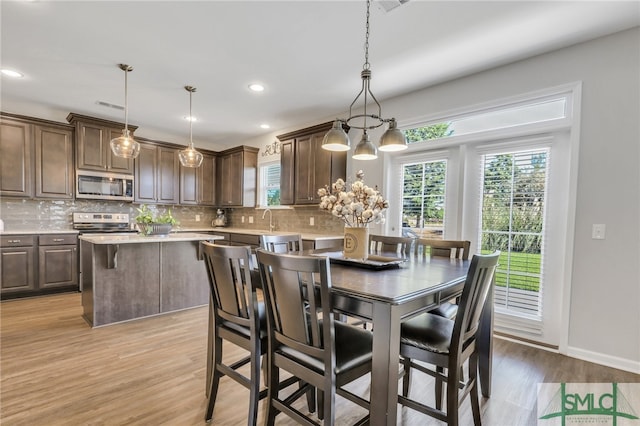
[0,199,344,235]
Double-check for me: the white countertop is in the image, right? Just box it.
[79,233,223,245]
[177,227,343,241]
[0,229,79,236]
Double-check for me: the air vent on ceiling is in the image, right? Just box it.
[96,100,124,111]
[376,0,410,13]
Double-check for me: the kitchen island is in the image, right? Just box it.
[79,233,222,327]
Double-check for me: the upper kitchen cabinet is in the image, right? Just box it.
[277,122,347,206]
[67,113,138,175]
[135,140,180,205]
[180,152,216,206]
[216,146,258,207]
[1,113,74,199]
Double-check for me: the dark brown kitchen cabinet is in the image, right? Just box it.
[216,146,258,207]
[0,118,32,197]
[277,122,347,206]
[0,235,36,295]
[1,113,74,199]
[34,125,74,199]
[135,141,180,204]
[67,113,138,175]
[180,152,216,205]
[38,234,78,289]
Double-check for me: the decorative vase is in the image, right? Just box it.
[343,226,369,260]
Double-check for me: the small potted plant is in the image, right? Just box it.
[135,205,178,236]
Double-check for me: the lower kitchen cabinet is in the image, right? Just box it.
[0,235,36,294]
[39,234,78,289]
[0,233,78,298]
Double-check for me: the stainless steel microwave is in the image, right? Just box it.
[76,171,134,201]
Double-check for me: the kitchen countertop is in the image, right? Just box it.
[175,227,343,241]
[79,233,223,245]
[0,229,79,235]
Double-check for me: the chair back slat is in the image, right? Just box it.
[369,234,414,255]
[260,234,304,254]
[452,251,500,352]
[415,238,471,260]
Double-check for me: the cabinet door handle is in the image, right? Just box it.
[8,239,21,243]
[53,238,64,242]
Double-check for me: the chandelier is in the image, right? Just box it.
[110,64,140,159]
[322,0,407,160]
[178,86,204,168]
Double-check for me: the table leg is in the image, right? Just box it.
[478,281,494,398]
[369,302,401,426]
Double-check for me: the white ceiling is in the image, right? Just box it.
[2,1,639,151]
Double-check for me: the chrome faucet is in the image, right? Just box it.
[261,208,275,232]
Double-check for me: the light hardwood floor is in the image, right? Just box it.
[1,293,638,425]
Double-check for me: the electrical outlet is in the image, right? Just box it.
[592,224,606,240]
[242,216,245,223]
[249,216,254,224]
[195,214,201,222]
[310,217,315,226]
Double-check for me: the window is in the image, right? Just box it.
[401,160,447,239]
[386,83,581,347]
[259,162,281,207]
[479,149,549,318]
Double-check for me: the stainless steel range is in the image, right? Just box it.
[73,212,135,234]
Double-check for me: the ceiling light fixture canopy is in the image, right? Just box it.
[178,86,204,168]
[110,64,140,159]
[322,0,407,160]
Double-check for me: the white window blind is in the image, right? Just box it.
[478,148,549,318]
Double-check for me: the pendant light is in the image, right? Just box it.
[178,86,204,168]
[110,64,140,159]
[322,0,407,159]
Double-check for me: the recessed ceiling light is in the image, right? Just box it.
[183,116,198,122]
[248,83,265,92]
[260,124,270,129]
[1,69,24,78]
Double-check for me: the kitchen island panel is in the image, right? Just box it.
[160,241,209,312]
[85,241,161,326]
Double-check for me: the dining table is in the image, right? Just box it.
[323,251,494,426]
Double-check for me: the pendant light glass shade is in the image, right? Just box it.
[110,64,140,159]
[321,120,351,151]
[322,0,404,160]
[352,131,377,160]
[179,86,203,168]
[378,119,408,152]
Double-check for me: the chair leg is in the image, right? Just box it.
[435,366,444,410]
[205,335,223,422]
[265,363,280,426]
[305,382,316,413]
[446,365,459,426]
[248,345,261,426]
[469,353,481,426]
[401,357,411,397]
[317,390,324,420]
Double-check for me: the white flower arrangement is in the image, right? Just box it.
[318,170,389,228]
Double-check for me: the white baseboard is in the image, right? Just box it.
[567,346,640,375]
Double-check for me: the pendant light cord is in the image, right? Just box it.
[189,89,194,149]
[364,0,370,71]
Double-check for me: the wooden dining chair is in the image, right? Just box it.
[201,242,269,425]
[256,249,373,426]
[259,233,304,254]
[398,251,500,426]
[415,239,472,320]
[369,234,414,255]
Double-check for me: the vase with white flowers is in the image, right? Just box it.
[318,170,389,259]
